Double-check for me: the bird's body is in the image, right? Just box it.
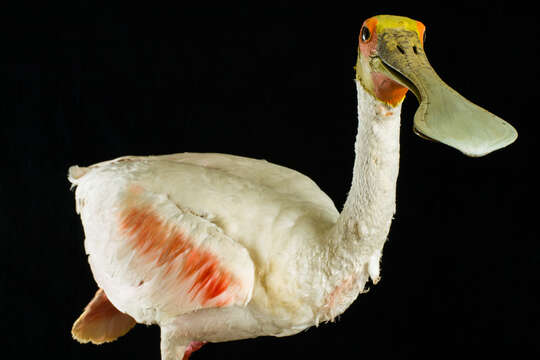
[70,80,397,358]
[70,15,516,359]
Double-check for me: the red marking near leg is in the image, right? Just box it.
[183,341,206,360]
[119,196,234,307]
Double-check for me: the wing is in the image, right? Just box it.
[160,153,338,213]
[75,178,255,325]
[79,152,338,218]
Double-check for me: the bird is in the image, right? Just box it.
[69,15,517,360]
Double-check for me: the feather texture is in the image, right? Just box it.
[70,80,400,360]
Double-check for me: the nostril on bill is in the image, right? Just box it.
[396,45,405,54]
[413,46,418,54]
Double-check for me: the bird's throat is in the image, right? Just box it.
[333,80,401,258]
[371,72,408,107]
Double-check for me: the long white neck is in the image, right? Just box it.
[311,80,404,323]
[328,80,402,280]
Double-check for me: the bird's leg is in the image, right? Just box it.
[160,325,206,360]
[160,326,188,360]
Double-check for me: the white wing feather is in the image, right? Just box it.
[71,163,255,325]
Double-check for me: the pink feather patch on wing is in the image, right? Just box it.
[118,188,234,307]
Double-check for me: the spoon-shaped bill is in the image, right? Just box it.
[375,29,517,157]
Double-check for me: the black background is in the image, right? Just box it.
[4,0,538,358]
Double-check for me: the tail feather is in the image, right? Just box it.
[72,288,136,345]
[68,165,90,186]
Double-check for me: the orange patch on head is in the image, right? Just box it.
[417,21,426,47]
[358,17,378,58]
[119,204,233,307]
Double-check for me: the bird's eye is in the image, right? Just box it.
[361,26,371,42]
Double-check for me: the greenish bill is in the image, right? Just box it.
[373,29,517,157]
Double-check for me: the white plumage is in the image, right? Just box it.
[70,15,515,360]
[70,80,394,359]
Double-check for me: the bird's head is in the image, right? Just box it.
[355,15,517,157]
